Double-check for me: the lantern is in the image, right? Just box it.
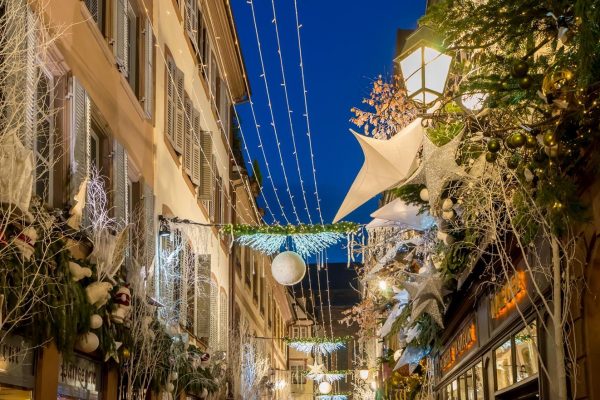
[271,251,306,286]
[395,26,452,106]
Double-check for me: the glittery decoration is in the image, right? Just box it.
[394,345,429,373]
[306,370,348,383]
[403,259,445,327]
[403,131,468,215]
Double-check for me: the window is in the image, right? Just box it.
[252,257,259,303]
[444,361,483,400]
[84,0,104,33]
[219,290,228,351]
[184,0,198,51]
[494,322,538,391]
[113,0,140,96]
[197,6,209,68]
[244,250,252,288]
[165,55,184,153]
[33,68,54,205]
[259,273,265,315]
[291,365,305,385]
[209,281,218,348]
[196,255,211,339]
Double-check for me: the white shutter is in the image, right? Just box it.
[219,290,228,351]
[185,0,198,49]
[174,69,185,153]
[198,131,212,200]
[196,255,211,338]
[71,77,90,200]
[24,9,37,149]
[112,0,128,74]
[142,182,155,269]
[191,110,201,185]
[209,282,218,349]
[143,18,153,118]
[183,97,192,176]
[209,51,217,100]
[166,57,176,145]
[113,141,127,225]
[218,78,229,134]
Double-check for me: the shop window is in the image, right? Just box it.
[494,322,538,392]
[495,339,513,390]
[444,361,484,400]
[515,323,538,382]
[291,364,305,385]
[474,362,484,399]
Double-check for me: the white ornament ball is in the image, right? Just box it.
[319,381,333,394]
[90,314,103,329]
[165,382,175,393]
[76,332,99,353]
[169,371,178,381]
[442,210,455,221]
[442,198,454,211]
[419,188,430,202]
[271,251,306,286]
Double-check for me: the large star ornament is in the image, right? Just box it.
[334,118,425,222]
[402,130,468,215]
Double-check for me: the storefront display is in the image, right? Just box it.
[0,333,35,398]
[57,355,101,400]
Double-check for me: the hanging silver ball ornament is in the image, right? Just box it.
[442,210,455,221]
[419,188,430,202]
[271,251,306,286]
[441,198,454,211]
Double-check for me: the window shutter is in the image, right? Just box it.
[84,0,103,28]
[71,77,90,200]
[143,18,153,118]
[209,51,217,100]
[113,141,127,225]
[209,282,218,349]
[219,290,227,351]
[183,96,192,176]
[174,69,185,153]
[196,255,211,339]
[142,182,155,269]
[24,9,37,149]
[198,131,212,200]
[112,0,128,74]
[184,0,198,49]
[166,57,176,146]
[191,110,201,185]
[219,79,229,135]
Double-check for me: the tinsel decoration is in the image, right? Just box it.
[228,222,360,257]
[284,336,352,355]
[306,370,350,383]
[316,394,349,400]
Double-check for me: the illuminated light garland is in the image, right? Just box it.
[315,394,349,400]
[306,370,350,383]
[284,336,352,355]
[228,222,360,256]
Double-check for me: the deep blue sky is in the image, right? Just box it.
[232,0,426,262]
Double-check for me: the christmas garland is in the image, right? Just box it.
[228,222,360,236]
[284,336,353,354]
[315,394,350,400]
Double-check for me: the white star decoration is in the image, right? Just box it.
[403,259,445,327]
[403,130,468,215]
[307,361,325,376]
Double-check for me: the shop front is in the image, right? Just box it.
[0,333,35,399]
[434,268,544,400]
[57,354,102,400]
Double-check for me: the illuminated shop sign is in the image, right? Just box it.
[440,321,477,373]
[0,333,34,388]
[490,271,526,319]
[58,355,101,399]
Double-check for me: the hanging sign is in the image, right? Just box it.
[58,355,101,399]
[490,271,526,319]
[440,320,477,373]
[0,333,35,388]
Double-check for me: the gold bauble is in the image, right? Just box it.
[542,69,574,99]
[121,347,131,360]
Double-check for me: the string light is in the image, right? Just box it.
[315,395,349,400]
[269,0,313,224]
[306,370,349,383]
[248,0,302,224]
[293,0,324,224]
[234,231,347,258]
[285,338,349,355]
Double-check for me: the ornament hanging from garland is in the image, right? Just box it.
[271,251,306,286]
[226,222,360,257]
[284,336,352,355]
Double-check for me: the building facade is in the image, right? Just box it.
[0,0,295,398]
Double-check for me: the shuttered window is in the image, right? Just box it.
[184,243,195,331]
[198,131,212,200]
[196,255,211,339]
[142,182,155,281]
[184,0,198,51]
[209,51,217,101]
[197,6,208,68]
[191,110,201,185]
[32,68,54,206]
[165,56,184,154]
[142,17,153,118]
[71,77,90,203]
[112,0,127,74]
[84,0,104,33]
[209,280,218,349]
[183,96,192,176]
[219,290,228,351]
[113,141,127,225]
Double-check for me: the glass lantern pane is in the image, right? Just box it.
[515,322,539,382]
[424,47,452,94]
[400,48,423,97]
[424,91,438,104]
[495,339,513,390]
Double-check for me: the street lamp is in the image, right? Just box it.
[395,25,452,106]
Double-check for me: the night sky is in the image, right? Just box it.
[232,0,426,262]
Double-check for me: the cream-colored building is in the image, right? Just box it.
[288,298,316,400]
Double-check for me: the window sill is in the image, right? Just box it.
[79,3,115,68]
